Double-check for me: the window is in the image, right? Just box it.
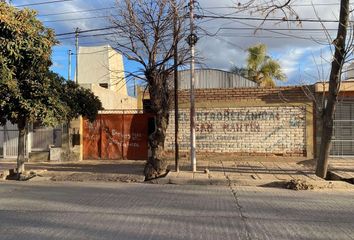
[99,83,109,89]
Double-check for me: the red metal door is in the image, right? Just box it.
[122,114,149,160]
[100,114,124,160]
[83,114,151,160]
[83,117,101,159]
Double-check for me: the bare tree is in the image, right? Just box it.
[237,0,352,178]
[111,0,189,180]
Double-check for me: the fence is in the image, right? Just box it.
[0,123,19,158]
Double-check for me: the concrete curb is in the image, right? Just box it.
[156,172,354,190]
[328,170,354,183]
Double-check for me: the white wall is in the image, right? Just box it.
[77,45,128,95]
[90,84,137,110]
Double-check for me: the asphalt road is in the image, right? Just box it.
[0,182,353,240]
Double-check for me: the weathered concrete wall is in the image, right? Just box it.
[166,106,307,156]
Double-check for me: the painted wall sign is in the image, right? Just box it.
[165,107,306,155]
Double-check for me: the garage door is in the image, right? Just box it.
[83,113,153,160]
[331,101,354,156]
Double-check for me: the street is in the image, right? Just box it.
[0,182,354,240]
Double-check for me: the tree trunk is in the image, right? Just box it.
[17,118,27,176]
[316,0,349,178]
[144,71,170,180]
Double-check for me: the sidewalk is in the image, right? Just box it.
[328,158,354,183]
[0,160,146,182]
[157,157,354,190]
[1,157,353,189]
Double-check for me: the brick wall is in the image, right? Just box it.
[166,106,307,156]
[176,86,312,104]
[165,86,314,156]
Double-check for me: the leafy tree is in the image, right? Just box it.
[62,81,103,122]
[246,44,286,87]
[111,0,189,179]
[47,71,103,152]
[0,56,15,126]
[0,3,67,175]
[47,71,102,122]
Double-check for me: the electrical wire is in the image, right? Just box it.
[43,14,113,23]
[30,2,348,18]
[56,27,117,36]
[39,6,115,17]
[195,14,344,23]
[15,0,73,7]
[202,3,345,9]
[57,32,119,40]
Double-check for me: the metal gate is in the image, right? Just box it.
[0,122,19,159]
[83,113,153,160]
[331,101,354,156]
[31,125,62,151]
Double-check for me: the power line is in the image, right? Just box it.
[59,30,331,43]
[38,6,115,17]
[208,35,328,40]
[196,19,327,43]
[43,14,112,23]
[45,12,178,25]
[46,13,344,26]
[57,31,118,40]
[55,17,342,37]
[56,27,116,36]
[54,14,180,36]
[27,2,347,17]
[219,27,340,32]
[202,3,345,8]
[199,32,328,42]
[194,8,339,43]
[57,25,336,40]
[195,14,344,23]
[15,0,73,7]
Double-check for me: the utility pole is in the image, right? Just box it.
[133,78,137,97]
[173,0,179,172]
[187,0,198,172]
[68,50,72,81]
[75,28,80,84]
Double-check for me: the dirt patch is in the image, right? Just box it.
[48,172,143,183]
[286,179,315,190]
[1,169,47,181]
[260,179,345,191]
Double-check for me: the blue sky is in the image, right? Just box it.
[10,0,347,92]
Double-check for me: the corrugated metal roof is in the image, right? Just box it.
[177,69,257,89]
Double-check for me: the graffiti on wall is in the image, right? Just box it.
[165,107,306,154]
[104,128,142,148]
[83,114,150,160]
[179,110,280,122]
